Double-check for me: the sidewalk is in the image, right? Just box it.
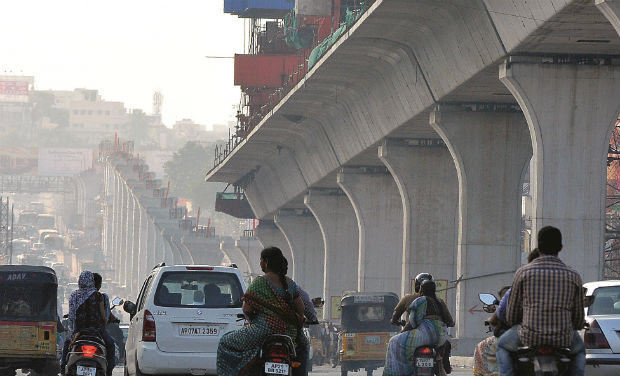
[451,355,474,368]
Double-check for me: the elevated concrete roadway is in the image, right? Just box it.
[207,0,620,349]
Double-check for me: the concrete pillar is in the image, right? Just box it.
[235,236,262,278]
[274,209,324,297]
[128,195,137,295]
[113,172,122,284]
[121,183,130,288]
[337,167,403,293]
[183,235,222,265]
[255,220,293,271]
[220,237,252,282]
[379,139,459,303]
[146,219,156,269]
[430,104,532,342]
[138,206,148,282]
[304,189,358,320]
[500,57,620,282]
[596,0,620,36]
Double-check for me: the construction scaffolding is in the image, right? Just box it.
[605,118,620,279]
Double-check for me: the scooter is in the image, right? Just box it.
[478,293,572,376]
[252,334,302,376]
[64,297,124,376]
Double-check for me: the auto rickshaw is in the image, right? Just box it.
[339,292,399,376]
[308,323,327,366]
[0,265,60,376]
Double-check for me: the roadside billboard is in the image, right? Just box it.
[0,147,38,175]
[38,148,94,176]
[0,76,34,103]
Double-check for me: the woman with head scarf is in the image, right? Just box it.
[62,271,115,376]
[383,280,449,376]
[217,247,307,376]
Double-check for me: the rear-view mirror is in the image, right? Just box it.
[112,297,123,307]
[123,300,137,316]
[479,293,498,306]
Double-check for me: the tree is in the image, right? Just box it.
[163,141,223,215]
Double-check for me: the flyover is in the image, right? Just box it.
[207,0,620,348]
[100,143,261,296]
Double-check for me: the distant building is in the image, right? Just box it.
[37,89,129,144]
[0,75,35,134]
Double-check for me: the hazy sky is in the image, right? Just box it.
[1,0,245,127]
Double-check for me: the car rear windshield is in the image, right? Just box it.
[588,286,620,315]
[154,271,243,308]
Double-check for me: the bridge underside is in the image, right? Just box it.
[207,0,620,349]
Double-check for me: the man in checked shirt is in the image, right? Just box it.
[496,226,586,376]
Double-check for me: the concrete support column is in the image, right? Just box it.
[235,236,262,278]
[128,196,137,294]
[430,104,532,341]
[274,209,324,297]
[113,172,122,284]
[146,219,157,269]
[138,207,149,282]
[500,58,620,281]
[255,220,293,271]
[304,189,358,320]
[378,139,459,302]
[120,183,130,288]
[220,237,252,282]
[337,167,403,293]
[596,0,620,36]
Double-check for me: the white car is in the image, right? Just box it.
[582,280,620,376]
[123,264,247,375]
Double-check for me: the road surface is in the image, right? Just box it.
[15,365,473,375]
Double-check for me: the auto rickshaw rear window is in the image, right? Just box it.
[0,284,56,321]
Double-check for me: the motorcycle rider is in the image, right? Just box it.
[391,273,454,374]
[496,226,586,376]
[93,273,124,364]
[391,273,433,327]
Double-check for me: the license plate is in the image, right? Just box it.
[179,324,219,336]
[416,357,434,368]
[76,366,97,376]
[365,335,381,344]
[264,362,289,375]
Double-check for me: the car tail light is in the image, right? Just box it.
[186,266,214,270]
[81,345,98,358]
[142,310,156,342]
[584,319,610,349]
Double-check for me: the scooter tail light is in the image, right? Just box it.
[142,310,156,342]
[584,319,610,349]
[420,347,433,355]
[81,345,98,358]
[537,348,553,355]
[267,345,288,361]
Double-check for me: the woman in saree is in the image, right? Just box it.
[383,280,448,376]
[217,246,307,376]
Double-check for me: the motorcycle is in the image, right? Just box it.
[251,334,302,376]
[64,297,124,376]
[394,320,440,376]
[478,293,572,376]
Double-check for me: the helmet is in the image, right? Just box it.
[414,272,433,293]
[419,280,436,297]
